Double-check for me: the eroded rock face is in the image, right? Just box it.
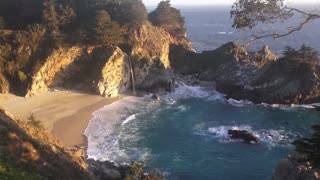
[97,47,131,97]
[26,47,83,96]
[0,72,9,93]
[20,22,192,97]
[273,153,320,180]
[171,41,320,104]
[131,23,176,92]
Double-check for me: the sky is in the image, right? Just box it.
[143,0,320,6]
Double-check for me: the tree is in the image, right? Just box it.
[294,124,320,167]
[149,0,186,37]
[42,0,59,37]
[231,0,320,46]
[105,0,148,28]
[283,46,298,57]
[58,4,77,31]
[283,45,319,60]
[0,17,5,30]
[93,10,124,46]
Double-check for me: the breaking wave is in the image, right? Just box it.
[204,125,300,146]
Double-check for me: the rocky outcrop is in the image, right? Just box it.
[97,47,131,97]
[23,22,185,97]
[273,153,320,180]
[130,23,176,92]
[26,46,132,97]
[87,159,133,180]
[228,129,260,144]
[171,41,320,104]
[26,47,83,96]
[0,72,9,93]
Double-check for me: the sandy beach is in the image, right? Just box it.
[0,90,124,147]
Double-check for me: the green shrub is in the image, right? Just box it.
[125,161,164,180]
[0,162,39,180]
[27,113,45,130]
[17,71,27,82]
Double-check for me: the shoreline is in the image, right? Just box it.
[0,90,126,148]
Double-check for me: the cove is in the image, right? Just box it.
[85,85,320,180]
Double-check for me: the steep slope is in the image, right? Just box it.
[0,109,92,179]
[131,22,177,92]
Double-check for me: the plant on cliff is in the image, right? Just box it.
[149,0,186,37]
[42,0,59,37]
[93,10,124,46]
[294,124,320,167]
[283,45,319,60]
[125,161,164,180]
[27,113,45,130]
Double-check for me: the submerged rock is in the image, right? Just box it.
[228,129,260,144]
[151,94,160,100]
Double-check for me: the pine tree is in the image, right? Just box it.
[58,5,77,30]
[106,0,147,28]
[42,0,59,37]
[93,10,123,46]
[149,0,185,37]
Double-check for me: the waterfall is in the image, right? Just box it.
[128,56,136,95]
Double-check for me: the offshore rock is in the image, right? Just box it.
[228,129,260,144]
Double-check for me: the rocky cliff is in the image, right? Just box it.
[273,153,320,180]
[171,41,320,104]
[130,23,176,92]
[15,22,187,97]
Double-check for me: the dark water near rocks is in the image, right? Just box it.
[85,6,320,180]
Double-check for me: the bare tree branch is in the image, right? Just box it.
[231,0,320,47]
[245,8,320,46]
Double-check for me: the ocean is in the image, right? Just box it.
[84,6,320,180]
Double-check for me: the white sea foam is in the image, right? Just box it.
[227,99,254,107]
[258,102,317,110]
[165,83,212,100]
[164,83,226,103]
[121,114,137,126]
[205,125,297,146]
[84,96,157,164]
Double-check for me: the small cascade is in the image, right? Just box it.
[128,56,136,94]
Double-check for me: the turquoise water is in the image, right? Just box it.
[85,85,320,180]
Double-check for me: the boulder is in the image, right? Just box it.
[151,94,160,100]
[228,129,260,144]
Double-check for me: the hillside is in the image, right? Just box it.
[0,109,92,179]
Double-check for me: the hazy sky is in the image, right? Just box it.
[143,0,320,6]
